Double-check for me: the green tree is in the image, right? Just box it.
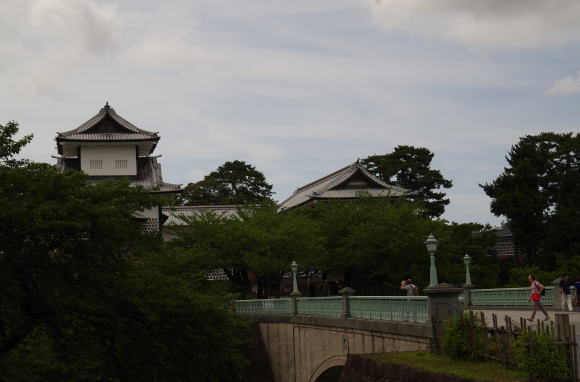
[170,202,324,298]
[297,199,499,290]
[362,146,453,218]
[236,202,325,298]
[178,160,273,205]
[436,223,499,288]
[0,120,32,165]
[298,198,438,289]
[481,132,579,267]
[0,124,246,381]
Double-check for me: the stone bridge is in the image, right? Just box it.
[237,282,580,382]
[245,314,431,382]
[236,284,461,382]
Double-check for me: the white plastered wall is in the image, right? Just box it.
[80,145,137,176]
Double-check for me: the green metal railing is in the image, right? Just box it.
[234,298,292,315]
[470,286,557,307]
[235,295,427,323]
[296,296,342,317]
[350,296,428,323]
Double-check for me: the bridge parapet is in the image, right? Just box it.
[235,295,428,323]
[469,286,557,307]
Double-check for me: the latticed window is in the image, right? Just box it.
[115,159,128,169]
[89,160,102,169]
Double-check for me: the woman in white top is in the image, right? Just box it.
[527,274,550,322]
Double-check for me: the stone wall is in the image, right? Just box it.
[339,355,490,382]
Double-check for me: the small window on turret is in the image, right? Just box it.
[115,160,128,169]
[90,160,103,169]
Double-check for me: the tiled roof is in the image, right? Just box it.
[57,103,159,142]
[162,205,240,226]
[58,133,155,141]
[279,161,409,210]
[315,189,404,199]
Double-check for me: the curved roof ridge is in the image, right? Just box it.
[293,162,355,194]
[58,103,158,137]
[278,161,411,210]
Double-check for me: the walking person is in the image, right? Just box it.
[527,274,550,322]
[560,273,573,312]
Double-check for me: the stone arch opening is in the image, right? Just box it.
[313,365,344,382]
[308,355,347,382]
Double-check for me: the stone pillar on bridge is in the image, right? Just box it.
[423,283,464,353]
[424,283,464,322]
[339,287,355,318]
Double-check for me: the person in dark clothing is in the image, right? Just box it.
[560,273,573,312]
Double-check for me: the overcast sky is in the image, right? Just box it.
[2,0,579,225]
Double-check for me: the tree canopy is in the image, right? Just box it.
[170,201,324,298]
[362,145,452,218]
[481,132,579,267]
[169,197,499,295]
[0,122,246,381]
[0,121,32,166]
[178,160,273,206]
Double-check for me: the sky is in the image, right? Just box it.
[1,0,580,225]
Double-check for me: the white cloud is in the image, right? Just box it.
[545,71,580,96]
[119,27,220,70]
[368,0,580,49]
[0,0,120,95]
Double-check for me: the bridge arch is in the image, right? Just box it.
[308,355,346,382]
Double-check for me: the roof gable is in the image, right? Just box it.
[83,114,135,135]
[57,103,159,140]
[279,161,409,210]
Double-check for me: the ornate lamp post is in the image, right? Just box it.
[463,254,472,286]
[290,260,301,296]
[425,234,439,287]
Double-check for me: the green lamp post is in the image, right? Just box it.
[290,260,301,296]
[425,234,439,287]
[463,254,472,286]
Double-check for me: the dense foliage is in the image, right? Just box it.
[441,314,483,361]
[178,160,273,206]
[0,122,246,382]
[362,145,453,218]
[169,201,324,298]
[170,197,500,295]
[482,132,579,268]
[513,332,569,381]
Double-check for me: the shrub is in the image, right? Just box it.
[513,332,568,382]
[441,314,483,360]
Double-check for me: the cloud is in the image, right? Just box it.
[0,0,120,95]
[545,71,580,96]
[368,0,580,49]
[119,27,220,70]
